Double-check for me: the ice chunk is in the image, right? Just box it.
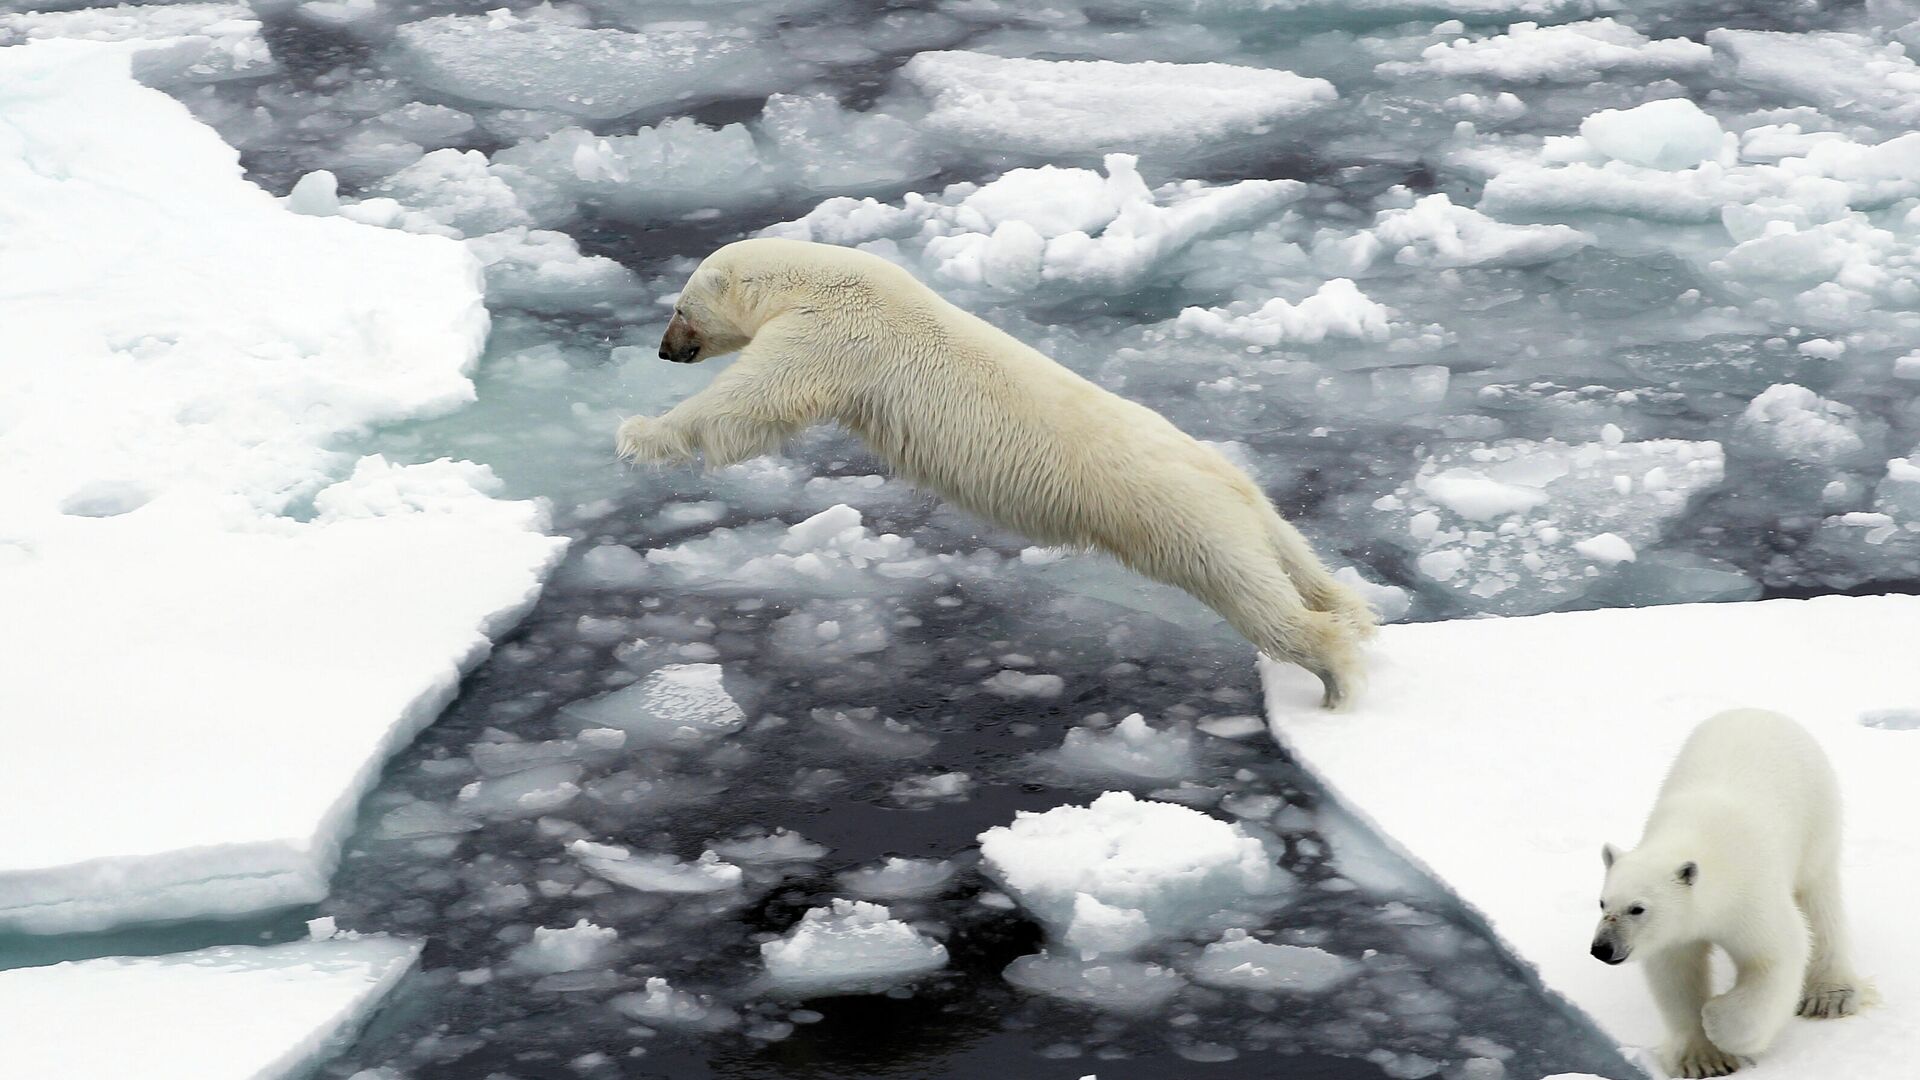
[559,664,747,746]
[1572,532,1636,566]
[1580,99,1726,171]
[771,598,893,658]
[390,13,798,120]
[1002,954,1185,1013]
[646,505,997,599]
[983,670,1066,699]
[457,763,583,819]
[899,51,1334,157]
[1364,436,1724,615]
[512,919,619,974]
[1362,194,1591,269]
[0,937,419,1080]
[569,841,744,894]
[1709,28,1920,123]
[1190,930,1357,993]
[1735,384,1869,464]
[1381,19,1709,82]
[0,3,274,89]
[767,155,1302,297]
[1044,714,1196,781]
[979,792,1286,957]
[1264,594,1920,1078]
[760,899,949,995]
[711,829,830,865]
[838,858,957,900]
[0,45,565,934]
[612,977,736,1031]
[1173,279,1391,346]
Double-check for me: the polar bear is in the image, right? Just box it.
[615,238,1375,706]
[1591,708,1865,1078]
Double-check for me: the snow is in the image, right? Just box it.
[1264,595,1920,1079]
[0,3,273,88]
[0,936,419,1080]
[898,51,1335,157]
[0,43,566,934]
[979,791,1288,959]
[760,899,949,995]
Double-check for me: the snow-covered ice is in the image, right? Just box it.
[979,791,1287,958]
[0,936,419,1080]
[1190,929,1358,994]
[1266,596,1920,1078]
[898,51,1335,158]
[760,898,949,996]
[765,154,1302,297]
[390,12,799,121]
[0,43,565,933]
[1363,434,1725,615]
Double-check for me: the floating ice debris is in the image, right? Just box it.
[611,977,737,1031]
[1002,954,1185,1013]
[1189,930,1357,993]
[838,858,958,900]
[711,829,831,865]
[761,899,949,996]
[979,792,1286,957]
[1173,279,1392,346]
[512,919,619,974]
[899,51,1334,157]
[1380,19,1710,82]
[570,841,743,894]
[1044,714,1196,781]
[560,663,747,746]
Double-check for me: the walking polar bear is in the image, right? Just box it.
[1592,708,1867,1077]
[616,238,1375,706]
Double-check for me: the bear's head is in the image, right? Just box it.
[659,256,752,365]
[1591,842,1699,964]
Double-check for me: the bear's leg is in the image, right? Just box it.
[1703,901,1810,1059]
[1261,514,1378,640]
[1797,868,1864,1019]
[617,360,815,467]
[1186,549,1363,709]
[1647,943,1740,1078]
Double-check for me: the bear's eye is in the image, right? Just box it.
[1628,905,1646,916]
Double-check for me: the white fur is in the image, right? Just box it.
[1594,709,1864,1078]
[616,238,1375,706]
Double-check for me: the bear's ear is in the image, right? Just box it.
[1677,861,1698,886]
[1601,843,1620,869]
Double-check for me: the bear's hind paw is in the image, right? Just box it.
[1798,985,1859,1019]
[1670,1040,1742,1078]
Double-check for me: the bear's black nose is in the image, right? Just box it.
[1590,941,1623,964]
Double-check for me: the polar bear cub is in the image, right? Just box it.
[616,237,1375,706]
[1592,708,1864,1077]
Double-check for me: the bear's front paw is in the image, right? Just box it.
[616,416,683,463]
[1666,1037,1742,1078]
[1798,983,1860,1019]
[1702,997,1778,1059]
